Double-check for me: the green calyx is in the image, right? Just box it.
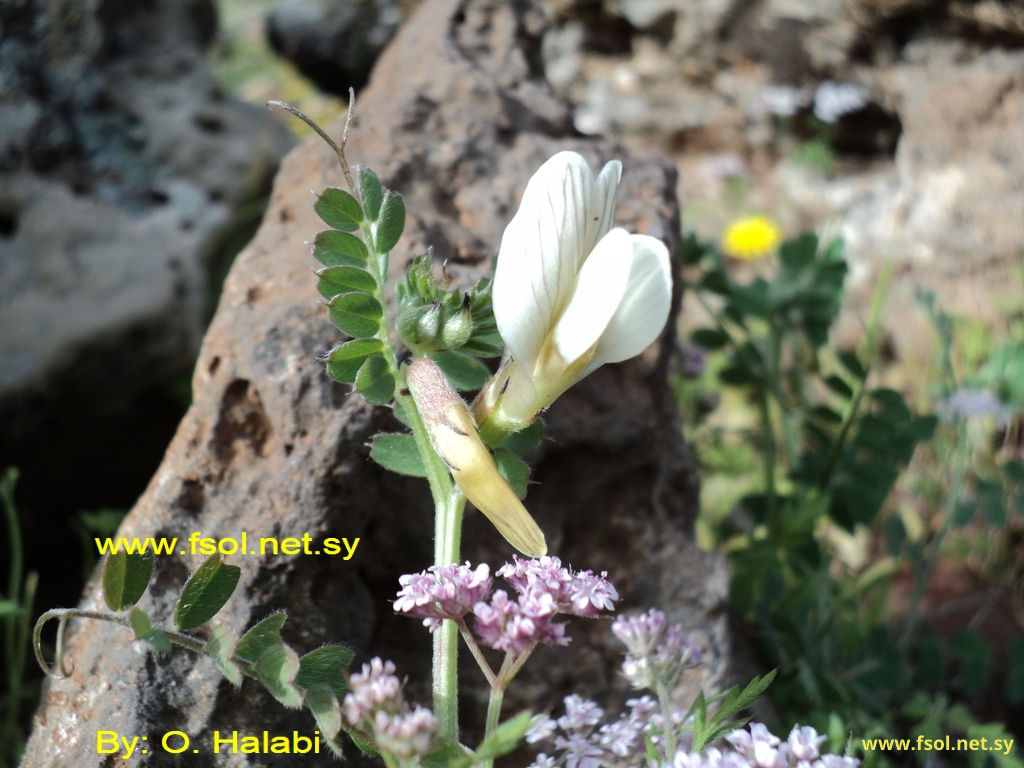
[395,254,500,357]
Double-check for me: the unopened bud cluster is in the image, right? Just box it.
[343,658,439,759]
[395,255,497,356]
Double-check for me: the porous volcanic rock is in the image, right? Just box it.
[21,0,728,765]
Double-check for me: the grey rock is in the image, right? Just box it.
[265,0,402,96]
[21,0,729,764]
[0,0,292,533]
[0,0,291,395]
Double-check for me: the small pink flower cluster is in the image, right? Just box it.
[342,658,438,759]
[394,562,493,631]
[528,694,660,768]
[612,609,702,690]
[672,723,858,768]
[394,556,618,655]
[497,556,619,617]
[529,706,858,768]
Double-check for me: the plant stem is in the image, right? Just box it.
[485,682,505,741]
[430,487,466,744]
[899,423,970,649]
[765,325,785,526]
[32,608,279,685]
[769,325,797,469]
[500,644,536,686]
[359,215,467,743]
[820,370,867,488]
[2,468,25,750]
[655,677,678,759]
[399,381,466,742]
[481,653,514,768]
[759,388,778,525]
[457,619,497,688]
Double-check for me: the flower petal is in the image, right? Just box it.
[552,228,633,368]
[406,359,547,557]
[592,234,672,364]
[493,152,620,374]
[584,160,622,257]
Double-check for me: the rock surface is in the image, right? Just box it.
[540,0,1024,361]
[0,0,293,549]
[266,0,402,96]
[21,0,727,765]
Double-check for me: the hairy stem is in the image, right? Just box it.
[32,609,260,680]
[484,682,505,744]
[358,207,466,743]
[480,652,515,768]
[429,486,467,743]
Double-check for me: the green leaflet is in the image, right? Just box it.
[102,549,154,612]
[360,168,384,221]
[295,645,354,698]
[328,292,384,339]
[234,612,287,663]
[374,193,405,254]
[173,553,240,630]
[313,230,369,267]
[315,188,363,231]
[317,266,377,299]
[256,643,303,709]
[326,339,385,384]
[369,433,427,477]
[355,355,395,405]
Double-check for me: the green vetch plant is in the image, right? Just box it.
[681,231,1023,765]
[28,95,867,768]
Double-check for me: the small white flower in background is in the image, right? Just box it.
[758,84,808,118]
[475,151,672,438]
[699,152,747,184]
[813,81,868,123]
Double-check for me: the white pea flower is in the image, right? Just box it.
[473,151,672,441]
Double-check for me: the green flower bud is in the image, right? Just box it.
[440,295,473,350]
[398,302,443,353]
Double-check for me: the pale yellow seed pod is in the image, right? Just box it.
[406,358,547,558]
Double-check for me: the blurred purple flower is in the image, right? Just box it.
[937,388,1011,426]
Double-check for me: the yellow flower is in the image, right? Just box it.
[721,215,781,260]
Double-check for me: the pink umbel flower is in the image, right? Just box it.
[394,562,493,631]
[468,556,618,654]
[373,706,439,759]
[786,725,827,762]
[472,589,568,655]
[343,658,403,724]
[497,555,618,617]
[398,556,618,654]
[532,713,857,768]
